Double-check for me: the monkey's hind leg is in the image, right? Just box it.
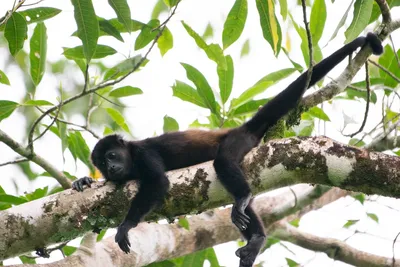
[235,202,266,267]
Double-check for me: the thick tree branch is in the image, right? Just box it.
[1,136,399,260]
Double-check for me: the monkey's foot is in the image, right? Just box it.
[72,176,94,192]
[232,195,251,230]
[235,234,265,267]
[115,220,137,254]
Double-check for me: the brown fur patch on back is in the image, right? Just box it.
[183,129,230,146]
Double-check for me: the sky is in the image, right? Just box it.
[0,0,400,266]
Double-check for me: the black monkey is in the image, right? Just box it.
[73,33,383,267]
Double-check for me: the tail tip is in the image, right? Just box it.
[366,32,383,55]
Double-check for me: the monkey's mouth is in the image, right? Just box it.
[107,168,124,180]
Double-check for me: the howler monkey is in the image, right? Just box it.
[73,33,383,267]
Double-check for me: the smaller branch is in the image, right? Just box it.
[21,0,45,7]
[0,129,71,188]
[389,35,400,68]
[94,92,126,107]
[0,158,28,167]
[393,232,400,267]
[301,0,314,89]
[82,64,89,93]
[152,0,180,32]
[368,59,400,83]
[367,119,400,150]
[344,63,371,137]
[31,102,61,144]
[271,222,399,267]
[375,0,392,24]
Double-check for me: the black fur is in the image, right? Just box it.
[72,33,383,266]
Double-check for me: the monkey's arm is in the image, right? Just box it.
[115,152,169,253]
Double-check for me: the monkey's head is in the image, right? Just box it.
[91,134,133,182]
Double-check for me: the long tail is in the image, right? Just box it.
[245,32,383,138]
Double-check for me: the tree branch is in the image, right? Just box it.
[1,136,399,260]
[0,129,71,189]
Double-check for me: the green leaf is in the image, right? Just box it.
[57,121,68,155]
[103,126,114,135]
[25,187,48,201]
[231,68,295,109]
[369,0,400,23]
[286,258,299,267]
[378,45,400,88]
[297,120,314,136]
[98,17,123,42]
[146,261,175,267]
[18,7,61,24]
[264,236,280,249]
[68,131,95,173]
[178,217,190,230]
[349,138,366,147]
[328,0,354,42]
[0,194,28,205]
[202,23,214,40]
[135,19,160,50]
[62,246,77,257]
[152,0,169,19]
[109,86,143,97]
[63,45,117,59]
[367,212,379,223]
[344,0,374,43]
[222,0,248,49]
[310,0,326,44]
[240,39,250,58]
[353,193,365,204]
[19,256,36,264]
[106,108,130,133]
[0,100,18,122]
[172,80,207,108]
[181,63,217,113]
[181,21,227,70]
[96,229,107,242]
[282,48,304,72]
[0,70,10,85]
[255,0,282,56]
[163,0,179,7]
[346,88,377,104]
[157,27,173,56]
[163,115,179,132]
[23,100,53,106]
[108,0,132,32]
[71,0,99,62]
[343,219,359,228]
[104,55,144,81]
[5,12,28,56]
[172,248,220,267]
[106,18,145,33]
[30,22,47,86]
[278,0,288,20]
[307,106,330,121]
[289,218,300,227]
[217,55,234,104]
[231,98,269,116]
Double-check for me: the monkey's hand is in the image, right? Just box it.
[115,220,137,253]
[72,176,94,192]
[231,196,251,230]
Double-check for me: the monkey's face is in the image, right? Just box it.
[91,135,133,182]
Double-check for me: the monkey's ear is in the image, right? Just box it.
[116,135,126,146]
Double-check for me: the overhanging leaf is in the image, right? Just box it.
[104,55,144,81]
[135,19,160,50]
[30,22,47,86]
[157,27,173,56]
[108,0,132,32]
[106,108,130,133]
[71,0,99,62]
[310,0,326,44]
[63,45,117,59]
[18,7,61,24]
[0,100,18,122]
[109,86,143,97]
[217,55,234,104]
[222,0,248,49]
[0,70,10,85]
[4,12,28,56]
[172,80,207,108]
[255,0,282,56]
[344,0,373,43]
[163,115,179,132]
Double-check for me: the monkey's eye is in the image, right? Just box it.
[108,152,116,159]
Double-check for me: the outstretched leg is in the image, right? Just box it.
[236,202,266,267]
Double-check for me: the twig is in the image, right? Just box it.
[0,158,28,167]
[21,0,45,7]
[152,0,180,32]
[82,64,90,92]
[94,92,126,107]
[301,0,314,89]
[394,232,400,267]
[368,59,400,83]
[389,35,400,68]
[374,0,392,24]
[344,63,371,137]
[29,2,181,140]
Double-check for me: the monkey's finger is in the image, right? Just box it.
[126,237,131,247]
